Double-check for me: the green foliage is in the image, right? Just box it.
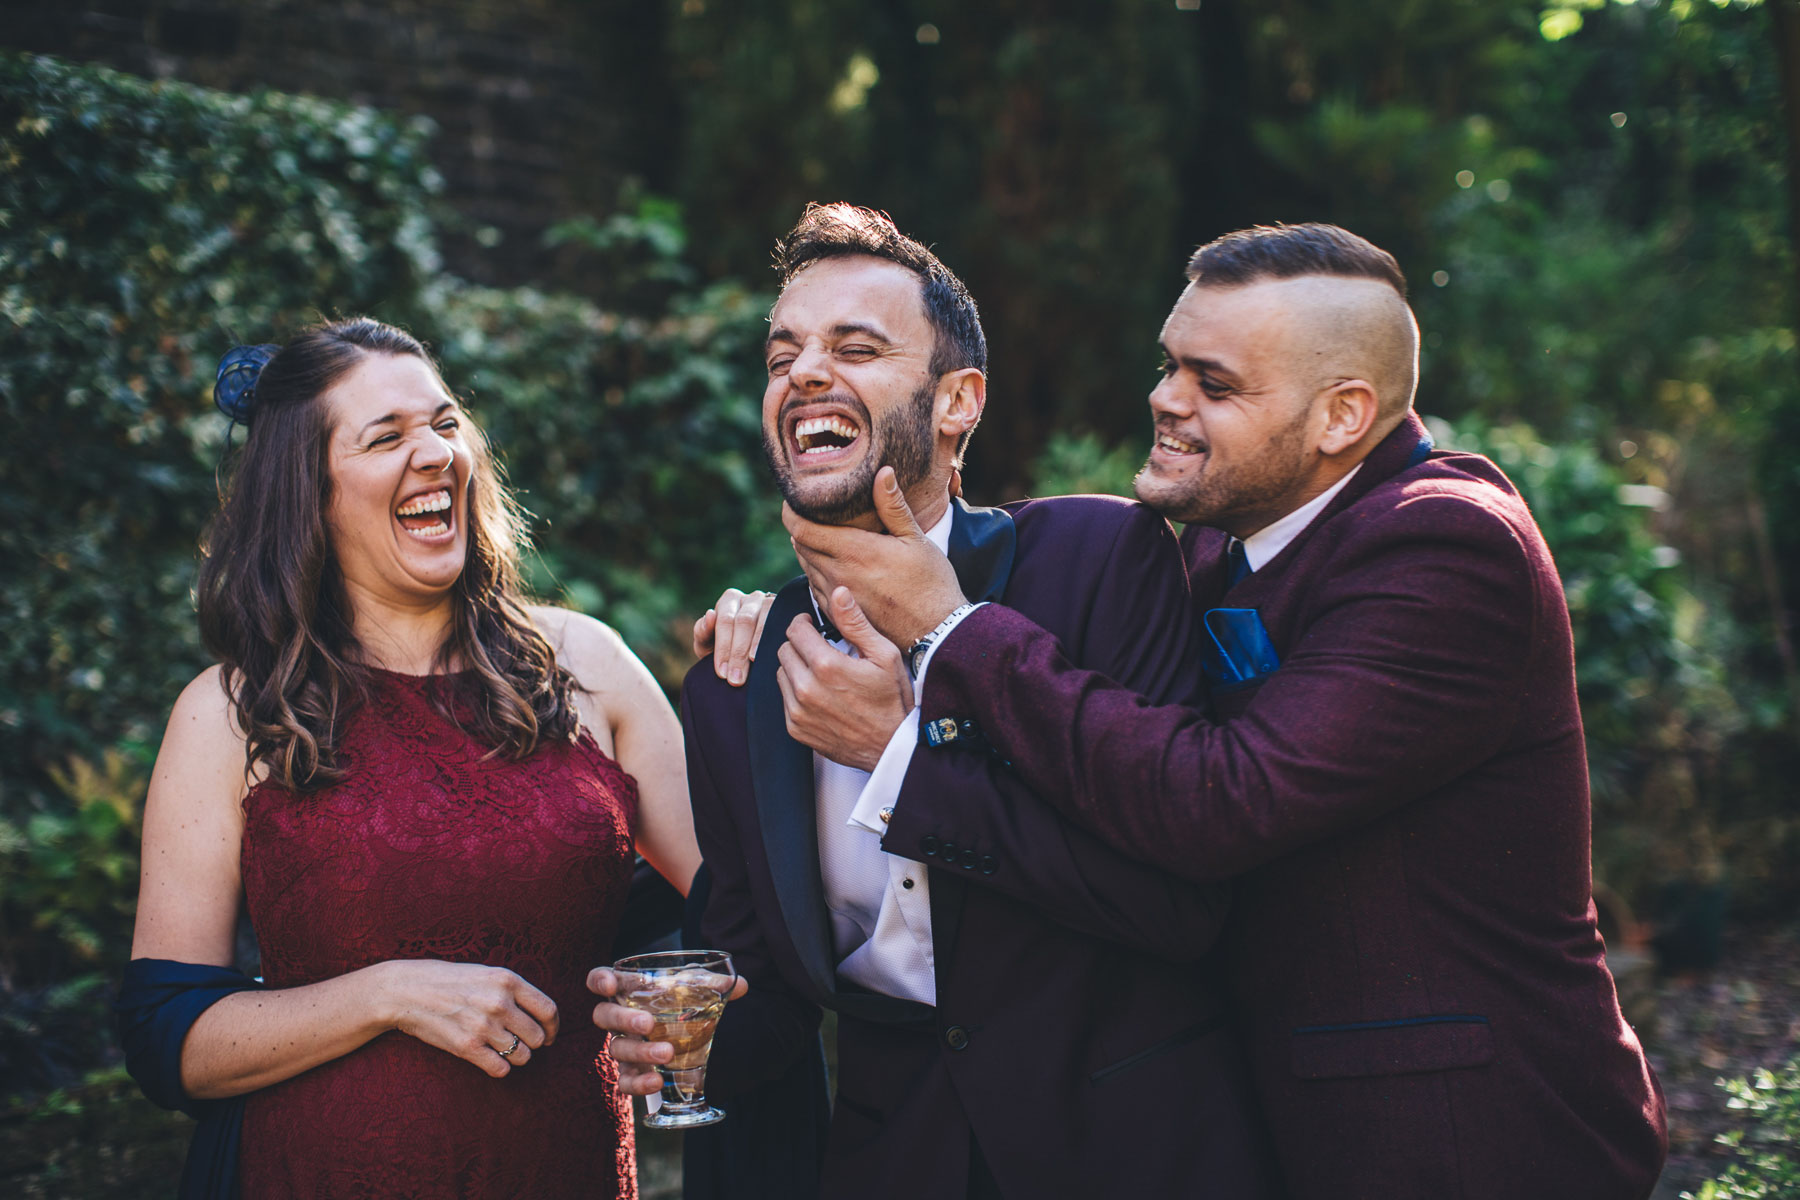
[0,974,120,1097]
[0,747,149,982]
[427,273,785,673]
[0,1062,191,1191]
[0,745,149,1096]
[542,189,697,309]
[1028,431,1144,500]
[1686,1056,1800,1200]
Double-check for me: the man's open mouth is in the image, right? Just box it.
[395,488,454,539]
[1156,432,1205,456]
[788,412,864,460]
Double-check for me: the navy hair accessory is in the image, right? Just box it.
[213,344,280,424]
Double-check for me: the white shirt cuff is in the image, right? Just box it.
[846,602,986,836]
[848,708,919,835]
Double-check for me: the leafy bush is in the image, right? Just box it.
[1686,1056,1800,1200]
[0,747,148,1094]
[428,271,788,672]
[1028,431,1145,500]
[0,748,148,982]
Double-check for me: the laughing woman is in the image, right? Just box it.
[118,318,700,1199]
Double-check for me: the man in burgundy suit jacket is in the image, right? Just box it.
[592,205,1274,1198]
[779,224,1668,1199]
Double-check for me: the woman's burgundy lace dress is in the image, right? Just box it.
[238,670,640,1198]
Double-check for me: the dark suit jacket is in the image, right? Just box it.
[685,495,1275,1200]
[909,415,1668,1200]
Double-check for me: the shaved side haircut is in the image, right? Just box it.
[1187,224,1419,419]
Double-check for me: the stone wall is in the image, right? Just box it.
[4,0,678,285]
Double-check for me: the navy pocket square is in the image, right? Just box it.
[1200,608,1280,688]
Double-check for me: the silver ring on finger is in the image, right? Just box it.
[498,1032,522,1059]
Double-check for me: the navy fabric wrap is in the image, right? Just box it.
[116,958,264,1200]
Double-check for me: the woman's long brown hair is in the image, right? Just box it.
[196,318,579,792]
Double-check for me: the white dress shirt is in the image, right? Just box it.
[1239,463,1363,570]
[813,507,980,1006]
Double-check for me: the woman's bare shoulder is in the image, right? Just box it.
[166,664,248,749]
[145,665,253,829]
[526,604,635,692]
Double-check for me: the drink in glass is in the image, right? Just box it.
[611,950,735,1128]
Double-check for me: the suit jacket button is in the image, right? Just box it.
[979,855,998,875]
[958,849,977,870]
[920,835,940,856]
[944,1025,970,1051]
[940,840,958,860]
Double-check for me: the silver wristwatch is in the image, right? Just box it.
[905,603,978,679]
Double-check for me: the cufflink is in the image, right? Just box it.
[879,807,893,825]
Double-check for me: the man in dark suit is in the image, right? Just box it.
[590,205,1273,1199]
[776,224,1668,1199]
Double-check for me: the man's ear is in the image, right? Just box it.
[1317,379,1379,456]
[937,368,986,439]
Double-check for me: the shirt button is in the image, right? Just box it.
[944,1025,970,1051]
[920,835,940,856]
[901,877,915,890]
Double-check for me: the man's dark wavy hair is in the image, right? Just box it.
[197,317,579,793]
[772,202,988,377]
[1187,222,1408,297]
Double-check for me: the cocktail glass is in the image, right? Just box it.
[611,949,736,1128]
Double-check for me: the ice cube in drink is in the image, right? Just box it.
[618,972,728,1096]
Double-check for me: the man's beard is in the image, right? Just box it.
[1133,406,1312,528]
[764,378,937,525]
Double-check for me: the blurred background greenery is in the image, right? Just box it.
[2,1,1797,1195]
